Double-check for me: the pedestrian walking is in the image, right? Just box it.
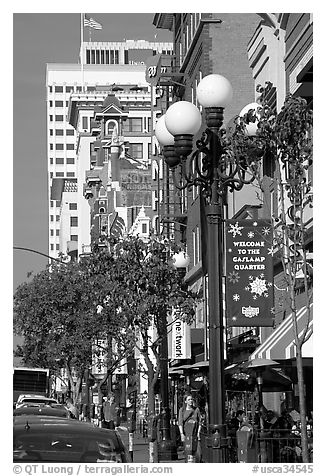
[178,394,201,462]
[102,394,118,429]
[65,397,79,420]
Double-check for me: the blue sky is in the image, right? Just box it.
[12,12,172,290]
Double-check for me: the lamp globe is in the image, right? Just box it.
[154,115,175,146]
[165,101,202,136]
[197,74,233,108]
[239,102,261,136]
[172,251,190,269]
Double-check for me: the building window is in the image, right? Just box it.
[56,129,64,136]
[56,229,60,236]
[56,172,64,177]
[115,51,119,63]
[56,144,64,150]
[69,203,77,210]
[56,157,64,164]
[55,86,63,93]
[67,157,75,164]
[49,129,53,136]
[49,157,53,165]
[49,101,53,107]
[56,244,60,251]
[82,116,88,131]
[55,101,64,107]
[66,144,74,150]
[56,215,60,222]
[70,235,78,241]
[50,201,54,207]
[70,216,78,227]
[50,244,54,251]
[66,172,75,177]
[49,86,52,93]
[128,143,143,159]
[55,115,64,121]
[50,229,54,236]
[123,117,142,132]
[105,119,118,137]
[66,129,74,136]
[49,115,53,121]
[66,86,74,93]
[96,50,100,63]
[142,223,148,234]
[50,215,54,222]
[56,200,61,207]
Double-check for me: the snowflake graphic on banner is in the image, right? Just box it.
[262,227,271,236]
[228,221,244,238]
[228,271,240,283]
[247,276,270,298]
[247,231,255,238]
[233,294,240,301]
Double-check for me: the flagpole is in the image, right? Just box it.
[80,13,85,92]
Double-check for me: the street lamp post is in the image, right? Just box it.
[155,74,258,463]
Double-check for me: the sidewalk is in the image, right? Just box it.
[117,427,185,463]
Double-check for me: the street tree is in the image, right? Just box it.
[231,84,313,462]
[13,257,132,405]
[94,235,197,459]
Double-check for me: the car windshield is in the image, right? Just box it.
[14,431,129,463]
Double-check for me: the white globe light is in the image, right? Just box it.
[165,101,202,136]
[197,74,233,108]
[172,251,190,269]
[154,115,175,146]
[239,102,261,136]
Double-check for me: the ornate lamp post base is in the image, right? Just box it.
[157,438,178,461]
[202,424,231,463]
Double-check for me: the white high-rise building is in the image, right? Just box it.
[46,40,173,260]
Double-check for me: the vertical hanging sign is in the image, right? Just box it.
[169,308,191,359]
[225,219,274,327]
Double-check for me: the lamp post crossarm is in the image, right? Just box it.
[170,126,258,202]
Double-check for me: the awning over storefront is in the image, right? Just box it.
[250,304,313,360]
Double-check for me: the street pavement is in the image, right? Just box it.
[117,426,185,463]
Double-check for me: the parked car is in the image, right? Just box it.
[13,415,131,462]
[14,403,71,419]
[15,394,59,408]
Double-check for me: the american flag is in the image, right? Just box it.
[110,213,125,238]
[84,16,103,30]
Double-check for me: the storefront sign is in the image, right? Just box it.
[170,310,191,359]
[145,54,169,86]
[225,219,274,327]
[91,339,107,376]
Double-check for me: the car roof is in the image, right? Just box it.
[14,405,69,417]
[13,416,119,437]
[17,394,57,400]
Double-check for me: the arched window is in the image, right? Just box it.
[105,119,118,137]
